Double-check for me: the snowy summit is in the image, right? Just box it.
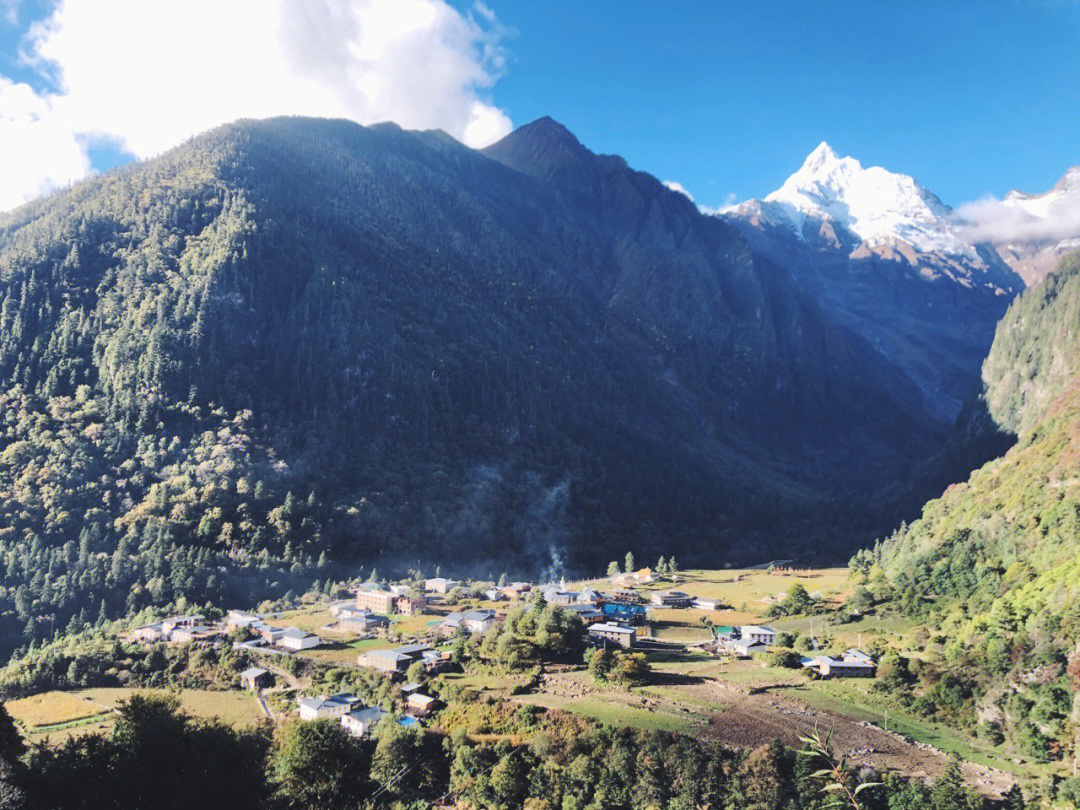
[735,142,977,259]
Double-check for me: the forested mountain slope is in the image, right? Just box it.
[0,116,970,658]
[875,251,1080,613]
[861,251,1080,764]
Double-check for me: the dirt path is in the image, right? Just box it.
[259,659,304,690]
[255,694,272,720]
[698,682,1014,798]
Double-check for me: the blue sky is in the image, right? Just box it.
[1,1,1077,212]
[480,1,1080,208]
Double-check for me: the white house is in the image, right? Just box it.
[297,693,359,721]
[650,591,693,608]
[341,705,388,737]
[729,639,765,657]
[328,601,356,617]
[739,625,777,646]
[693,598,724,611]
[424,577,461,594]
[462,610,497,634]
[588,622,637,648]
[225,610,261,630]
[801,650,876,678]
[278,627,321,651]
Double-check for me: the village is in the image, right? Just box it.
[6,562,1026,797]
[105,564,881,743]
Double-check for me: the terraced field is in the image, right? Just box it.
[9,687,264,745]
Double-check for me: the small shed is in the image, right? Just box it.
[240,666,271,690]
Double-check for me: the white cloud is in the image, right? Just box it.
[1,0,513,212]
[662,180,694,202]
[0,77,90,211]
[665,180,743,218]
[953,190,1080,244]
[698,192,740,216]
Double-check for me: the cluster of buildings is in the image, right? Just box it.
[125,611,322,653]
[438,609,498,637]
[357,642,453,676]
[709,626,877,678]
[127,614,219,644]
[225,610,322,651]
[353,582,426,616]
[649,590,693,608]
[294,681,443,737]
[711,624,779,656]
[296,693,390,737]
[531,585,651,650]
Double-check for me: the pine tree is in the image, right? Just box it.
[1002,784,1026,810]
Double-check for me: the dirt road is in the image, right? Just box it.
[698,681,1014,798]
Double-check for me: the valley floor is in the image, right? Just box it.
[5,566,1040,799]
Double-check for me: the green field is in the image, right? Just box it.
[575,567,848,604]
[509,693,701,735]
[6,690,115,747]
[713,662,805,686]
[440,672,513,696]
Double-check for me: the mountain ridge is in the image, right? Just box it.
[0,114,966,649]
[721,142,1023,421]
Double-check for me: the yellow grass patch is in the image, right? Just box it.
[264,607,336,633]
[6,691,102,728]
[26,718,115,746]
[79,688,262,728]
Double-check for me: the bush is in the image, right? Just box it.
[768,649,802,669]
[1016,722,1051,762]
[977,721,1004,746]
[1057,776,1080,807]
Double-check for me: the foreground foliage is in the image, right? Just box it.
[0,691,1012,810]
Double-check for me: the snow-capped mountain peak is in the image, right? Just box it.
[755,143,974,258]
[977,165,1080,284]
[800,140,840,172]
